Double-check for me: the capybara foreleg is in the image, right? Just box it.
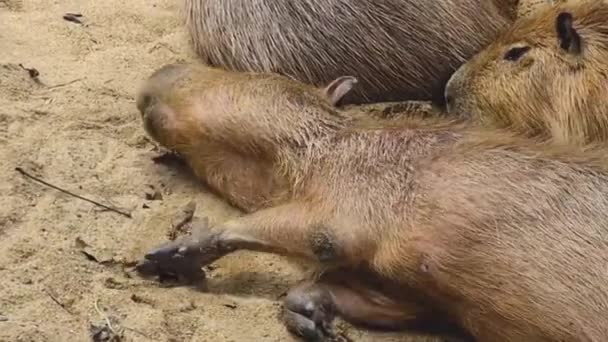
[137,202,365,278]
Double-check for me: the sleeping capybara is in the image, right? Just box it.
[180,0,518,106]
[445,0,608,146]
[135,63,608,341]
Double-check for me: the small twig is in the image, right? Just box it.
[223,303,238,310]
[44,288,74,315]
[168,201,196,240]
[15,167,132,218]
[63,13,83,24]
[18,63,40,79]
[46,78,84,90]
[18,64,43,85]
[94,299,114,333]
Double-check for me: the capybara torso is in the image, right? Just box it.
[137,63,608,341]
[445,0,608,146]
[182,0,516,106]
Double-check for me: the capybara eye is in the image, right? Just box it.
[504,46,531,62]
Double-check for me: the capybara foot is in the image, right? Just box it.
[283,282,343,342]
[135,219,228,284]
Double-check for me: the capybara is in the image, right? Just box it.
[180,0,519,106]
[135,63,608,341]
[136,64,464,341]
[445,0,608,146]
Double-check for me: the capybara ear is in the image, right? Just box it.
[556,12,581,55]
[322,76,358,107]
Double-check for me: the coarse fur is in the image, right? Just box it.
[445,0,608,146]
[180,0,514,106]
[136,63,608,341]
[518,0,567,18]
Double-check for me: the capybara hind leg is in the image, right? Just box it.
[283,279,416,341]
[283,273,473,342]
[283,281,337,341]
[137,202,365,278]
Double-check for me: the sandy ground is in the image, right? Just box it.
[0,1,448,341]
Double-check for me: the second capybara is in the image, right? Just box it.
[135,63,608,342]
[445,0,608,146]
[180,0,518,106]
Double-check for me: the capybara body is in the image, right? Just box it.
[181,0,516,106]
[136,63,608,341]
[445,0,608,145]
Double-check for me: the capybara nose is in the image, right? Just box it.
[444,64,469,114]
[136,63,191,117]
[136,93,154,117]
[445,93,454,111]
[444,72,462,114]
[444,86,455,113]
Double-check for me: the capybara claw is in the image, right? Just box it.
[283,309,329,342]
[135,245,206,285]
[144,243,185,261]
[135,219,223,285]
[135,234,209,283]
[283,284,339,342]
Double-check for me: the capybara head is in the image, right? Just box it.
[136,64,360,212]
[136,63,358,158]
[182,0,515,106]
[445,0,608,145]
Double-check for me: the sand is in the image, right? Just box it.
[0,1,445,341]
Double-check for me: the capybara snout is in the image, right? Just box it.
[136,63,190,114]
[135,64,188,145]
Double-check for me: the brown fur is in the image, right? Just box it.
[136,63,608,341]
[518,0,565,18]
[445,0,608,146]
[180,0,517,106]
